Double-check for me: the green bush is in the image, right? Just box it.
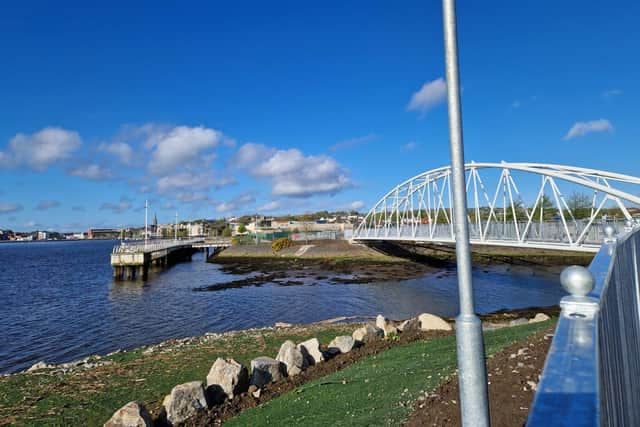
[272,237,294,252]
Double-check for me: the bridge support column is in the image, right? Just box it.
[138,265,148,281]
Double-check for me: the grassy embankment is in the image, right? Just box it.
[0,323,356,426]
[226,320,554,426]
[0,319,554,426]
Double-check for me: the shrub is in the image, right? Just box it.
[272,237,294,252]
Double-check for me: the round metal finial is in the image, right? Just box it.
[604,225,616,239]
[560,266,595,297]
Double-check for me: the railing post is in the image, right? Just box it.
[441,1,490,426]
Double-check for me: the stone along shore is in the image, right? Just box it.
[103,311,550,427]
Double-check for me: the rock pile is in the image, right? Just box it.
[106,311,550,426]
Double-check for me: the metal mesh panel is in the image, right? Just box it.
[599,232,640,426]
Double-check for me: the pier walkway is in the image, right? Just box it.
[111,238,231,280]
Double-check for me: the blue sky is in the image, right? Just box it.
[0,1,638,232]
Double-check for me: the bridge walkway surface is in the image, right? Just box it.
[110,238,230,280]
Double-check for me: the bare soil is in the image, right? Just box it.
[181,330,452,426]
[405,325,554,427]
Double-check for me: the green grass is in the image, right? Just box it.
[0,324,357,426]
[224,320,554,427]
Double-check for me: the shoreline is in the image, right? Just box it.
[7,305,559,377]
[0,307,557,426]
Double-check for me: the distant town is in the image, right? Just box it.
[0,210,365,242]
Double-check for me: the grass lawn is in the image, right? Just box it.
[224,320,553,427]
[0,323,357,426]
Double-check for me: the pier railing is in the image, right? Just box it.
[112,238,203,254]
[527,225,640,426]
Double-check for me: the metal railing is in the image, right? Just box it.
[527,224,640,426]
[112,238,203,254]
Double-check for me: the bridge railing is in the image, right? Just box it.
[354,219,629,248]
[527,226,640,426]
[112,238,203,254]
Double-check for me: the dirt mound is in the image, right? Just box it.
[406,326,554,426]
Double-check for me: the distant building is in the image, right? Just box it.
[88,228,120,239]
[186,222,204,237]
[37,231,49,240]
[152,212,158,237]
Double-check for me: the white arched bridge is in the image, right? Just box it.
[353,162,640,253]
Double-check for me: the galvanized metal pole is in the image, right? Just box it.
[144,199,149,247]
[441,1,490,426]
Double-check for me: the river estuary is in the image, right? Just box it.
[0,240,566,374]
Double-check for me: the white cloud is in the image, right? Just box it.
[216,193,256,213]
[157,171,210,194]
[234,144,352,198]
[330,134,376,152]
[407,78,447,115]
[69,164,112,181]
[99,142,134,165]
[257,200,282,212]
[603,89,622,98]
[175,191,210,203]
[145,125,222,175]
[156,171,235,196]
[100,197,132,213]
[0,203,23,214]
[36,200,60,210]
[232,143,276,169]
[2,127,81,170]
[563,119,613,140]
[349,200,365,211]
[403,142,418,151]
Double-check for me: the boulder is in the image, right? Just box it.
[376,315,399,337]
[250,357,285,387]
[398,317,420,332]
[162,381,209,426]
[275,322,293,328]
[27,361,52,372]
[206,358,249,403]
[276,340,307,376]
[529,313,550,324]
[352,323,384,344]
[509,317,529,326]
[328,336,355,354]
[104,401,152,427]
[297,338,325,365]
[418,313,452,331]
[375,314,387,329]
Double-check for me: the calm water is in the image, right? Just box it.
[0,240,565,374]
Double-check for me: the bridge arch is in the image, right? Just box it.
[353,162,640,252]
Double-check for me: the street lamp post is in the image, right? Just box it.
[144,200,149,247]
[175,212,178,241]
[441,1,490,426]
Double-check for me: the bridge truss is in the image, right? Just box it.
[353,162,640,252]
